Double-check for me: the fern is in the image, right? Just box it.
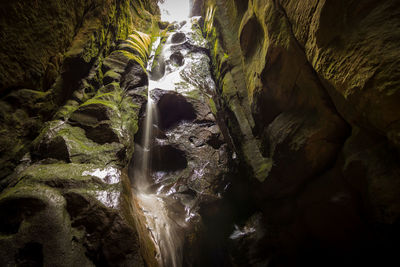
[125,31,152,69]
[203,5,216,39]
[128,31,151,58]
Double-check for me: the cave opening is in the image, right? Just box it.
[159,0,191,22]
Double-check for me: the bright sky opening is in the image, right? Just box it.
[159,0,190,22]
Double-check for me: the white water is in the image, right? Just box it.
[131,3,202,265]
[132,35,186,267]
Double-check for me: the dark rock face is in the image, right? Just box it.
[171,32,187,43]
[0,1,158,265]
[155,91,197,130]
[0,0,397,265]
[130,19,233,266]
[170,51,185,66]
[149,89,229,202]
[0,0,158,182]
[199,0,400,265]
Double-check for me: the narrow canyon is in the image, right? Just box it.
[0,0,399,266]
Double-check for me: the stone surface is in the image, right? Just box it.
[0,13,155,264]
[0,0,159,182]
[129,18,233,266]
[0,0,399,265]
[199,0,400,265]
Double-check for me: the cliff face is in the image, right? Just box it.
[0,0,158,266]
[197,0,400,265]
[0,0,158,181]
[1,0,399,265]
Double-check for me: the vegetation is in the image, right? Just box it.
[203,4,216,39]
[127,31,152,69]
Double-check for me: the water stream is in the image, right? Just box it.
[131,35,184,266]
[131,21,193,267]
[129,3,224,265]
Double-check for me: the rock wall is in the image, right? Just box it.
[0,0,159,181]
[197,0,400,265]
[0,0,159,266]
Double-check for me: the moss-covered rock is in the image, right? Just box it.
[0,0,158,181]
[0,0,158,264]
[0,161,144,266]
[199,0,400,265]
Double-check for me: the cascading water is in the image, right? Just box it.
[131,36,185,267]
[129,3,230,266]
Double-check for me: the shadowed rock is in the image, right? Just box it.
[171,32,186,43]
[153,90,197,130]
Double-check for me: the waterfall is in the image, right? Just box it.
[129,2,222,265]
[131,36,184,267]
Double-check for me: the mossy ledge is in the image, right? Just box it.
[0,0,158,182]
[0,0,159,265]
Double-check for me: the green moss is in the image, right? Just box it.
[183,89,201,100]
[103,70,122,84]
[23,163,95,182]
[54,100,80,120]
[208,98,217,114]
[80,99,117,110]
[19,163,125,191]
[57,124,123,165]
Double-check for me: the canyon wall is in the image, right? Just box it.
[196,0,400,265]
[0,0,159,265]
[0,0,399,265]
[0,0,159,181]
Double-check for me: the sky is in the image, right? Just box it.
[159,0,190,22]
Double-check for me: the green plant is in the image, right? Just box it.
[126,30,151,69]
[128,31,151,59]
[203,5,216,39]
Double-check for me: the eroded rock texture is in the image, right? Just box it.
[129,19,233,266]
[197,0,400,265]
[0,0,159,181]
[0,1,159,266]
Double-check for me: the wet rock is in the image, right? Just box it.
[170,51,185,66]
[158,21,170,29]
[152,145,187,172]
[171,32,186,43]
[69,104,111,126]
[148,90,230,199]
[130,17,233,266]
[153,90,197,130]
[229,213,266,266]
[121,63,148,91]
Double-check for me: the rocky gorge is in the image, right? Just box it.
[0,0,399,266]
